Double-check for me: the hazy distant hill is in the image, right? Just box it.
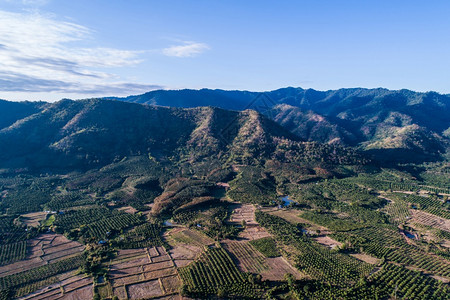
[111,87,450,162]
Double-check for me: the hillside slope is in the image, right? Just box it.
[0,99,364,172]
[113,87,450,162]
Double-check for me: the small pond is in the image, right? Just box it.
[281,195,296,207]
[404,231,416,239]
[163,220,174,226]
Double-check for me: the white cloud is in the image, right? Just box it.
[0,10,159,97]
[163,41,210,57]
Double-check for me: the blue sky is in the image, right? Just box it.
[1,0,449,101]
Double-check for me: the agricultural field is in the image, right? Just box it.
[228,204,271,240]
[222,240,302,281]
[167,228,215,248]
[409,209,450,232]
[228,203,258,226]
[263,208,330,234]
[0,234,84,278]
[18,271,93,300]
[178,246,264,298]
[0,156,449,299]
[117,206,138,214]
[18,212,48,228]
[0,254,84,298]
[168,243,201,268]
[98,246,180,299]
[314,235,343,250]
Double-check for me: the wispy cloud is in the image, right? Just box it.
[163,41,210,57]
[0,10,159,97]
[21,0,50,6]
[0,0,50,6]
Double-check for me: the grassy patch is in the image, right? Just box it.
[41,214,55,227]
[249,237,280,258]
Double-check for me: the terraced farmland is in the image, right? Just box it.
[100,246,181,299]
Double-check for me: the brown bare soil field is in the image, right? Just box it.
[227,204,271,240]
[222,240,302,281]
[19,272,93,300]
[108,246,180,299]
[63,277,92,293]
[151,247,166,257]
[266,209,330,234]
[143,260,173,272]
[160,295,183,300]
[110,268,142,281]
[110,256,148,270]
[60,284,94,300]
[442,240,450,249]
[161,275,181,294]
[169,244,201,268]
[261,256,303,281]
[113,286,127,299]
[350,253,381,265]
[118,206,138,214]
[239,225,271,240]
[144,268,178,280]
[20,212,48,227]
[112,274,143,286]
[127,279,162,299]
[42,241,82,254]
[409,209,450,232]
[229,204,258,225]
[314,236,343,249]
[168,227,214,246]
[152,254,172,263]
[0,234,84,278]
[222,240,268,273]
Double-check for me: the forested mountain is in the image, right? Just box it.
[0,100,46,129]
[111,87,450,162]
[0,98,364,172]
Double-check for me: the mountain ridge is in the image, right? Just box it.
[0,98,365,174]
[107,87,450,162]
[1,86,448,166]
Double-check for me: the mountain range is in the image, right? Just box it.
[0,98,366,175]
[112,87,450,162]
[0,87,448,174]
